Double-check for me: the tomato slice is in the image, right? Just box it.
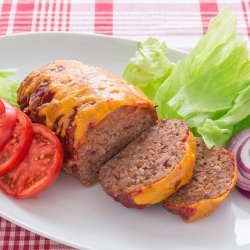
[0,123,63,198]
[0,99,5,114]
[0,110,33,176]
[0,99,17,150]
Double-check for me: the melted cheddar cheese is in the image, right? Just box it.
[23,60,153,147]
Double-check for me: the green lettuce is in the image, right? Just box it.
[0,69,20,107]
[198,83,250,148]
[123,38,173,100]
[154,9,250,148]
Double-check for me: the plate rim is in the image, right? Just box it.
[0,31,188,57]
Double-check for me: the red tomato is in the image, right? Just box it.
[0,99,5,114]
[0,123,63,198]
[0,99,17,150]
[0,110,33,176]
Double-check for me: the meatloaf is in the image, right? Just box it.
[163,138,237,222]
[99,119,196,208]
[17,60,157,186]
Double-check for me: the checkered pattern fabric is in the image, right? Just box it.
[0,217,73,249]
[0,0,249,249]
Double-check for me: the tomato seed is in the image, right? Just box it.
[40,154,45,160]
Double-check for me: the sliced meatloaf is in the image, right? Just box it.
[163,138,237,222]
[17,60,157,186]
[99,119,196,209]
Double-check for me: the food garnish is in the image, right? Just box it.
[124,10,250,149]
[228,128,250,199]
[0,69,20,107]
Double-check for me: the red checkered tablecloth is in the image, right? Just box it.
[0,0,249,249]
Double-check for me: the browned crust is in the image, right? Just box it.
[164,204,197,221]
[115,193,148,209]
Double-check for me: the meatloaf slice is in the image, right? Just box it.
[17,60,157,186]
[64,105,156,186]
[99,119,196,209]
[163,138,237,222]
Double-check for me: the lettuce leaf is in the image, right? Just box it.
[198,83,250,148]
[123,38,173,100]
[155,9,250,148]
[167,45,250,126]
[0,69,20,108]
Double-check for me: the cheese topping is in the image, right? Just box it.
[24,61,152,147]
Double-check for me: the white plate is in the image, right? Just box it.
[0,33,249,250]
